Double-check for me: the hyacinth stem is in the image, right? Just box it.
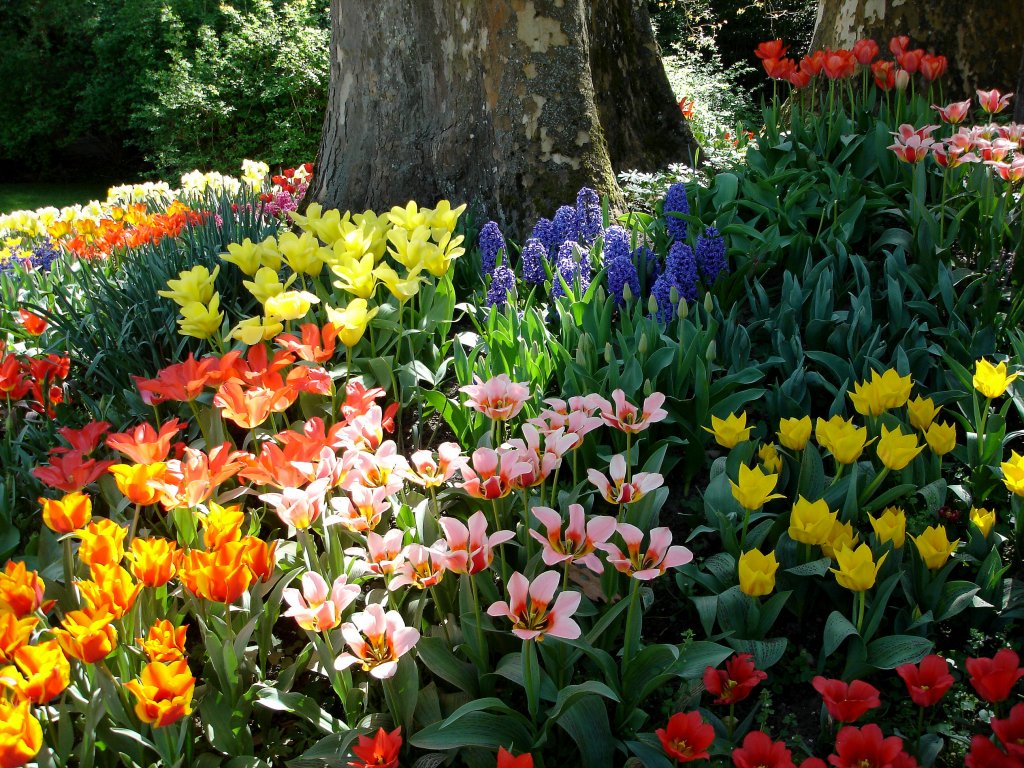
[623,577,642,664]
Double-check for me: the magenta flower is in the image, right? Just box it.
[460,447,531,500]
[283,572,360,632]
[599,389,668,434]
[932,99,972,125]
[334,603,420,679]
[587,453,664,505]
[888,126,937,163]
[460,374,531,421]
[328,485,391,532]
[599,524,693,580]
[437,511,514,575]
[351,528,406,576]
[530,503,617,573]
[487,570,581,641]
[403,442,467,488]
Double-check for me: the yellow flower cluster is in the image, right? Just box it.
[158,266,224,340]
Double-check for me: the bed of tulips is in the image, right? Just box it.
[1,29,1023,768]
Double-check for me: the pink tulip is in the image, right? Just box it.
[932,100,972,125]
[436,511,514,575]
[334,404,391,452]
[599,389,668,434]
[888,134,935,163]
[997,123,1024,147]
[989,158,1024,184]
[530,504,617,573]
[487,570,581,641]
[933,143,980,169]
[328,485,391,532]
[388,544,447,590]
[460,374,531,421]
[598,524,693,580]
[334,603,420,679]
[978,89,1013,115]
[283,572,360,632]
[587,453,664,505]
[351,528,406,576]
[342,441,408,496]
[460,447,531,500]
[403,442,467,488]
[259,477,329,530]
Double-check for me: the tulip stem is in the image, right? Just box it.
[468,574,487,668]
[623,578,642,664]
[520,489,534,563]
[62,537,78,607]
[855,590,866,635]
[523,639,540,722]
[128,502,142,546]
[858,467,889,507]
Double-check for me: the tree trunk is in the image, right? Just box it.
[307,0,695,234]
[810,0,1024,100]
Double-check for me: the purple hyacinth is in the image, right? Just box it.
[666,241,698,303]
[695,226,728,286]
[552,206,577,249]
[30,239,61,272]
[650,272,676,324]
[602,225,631,265]
[486,264,516,307]
[550,241,580,300]
[531,218,555,254]
[479,221,505,276]
[606,254,640,305]
[575,187,602,246]
[520,238,547,286]
[664,182,690,242]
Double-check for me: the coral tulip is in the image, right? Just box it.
[487,570,581,641]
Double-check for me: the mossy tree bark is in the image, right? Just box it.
[307,0,696,234]
[810,0,1024,99]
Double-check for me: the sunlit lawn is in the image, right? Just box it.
[0,183,111,213]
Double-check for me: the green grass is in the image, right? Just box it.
[0,183,112,214]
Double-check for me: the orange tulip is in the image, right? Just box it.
[0,639,70,704]
[239,536,277,583]
[180,544,253,604]
[0,697,42,768]
[0,561,50,618]
[108,462,169,506]
[129,537,180,588]
[200,502,245,550]
[40,491,93,534]
[105,419,184,464]
[76,518,127,570]
[213,381,278,429]
[53,607,118,664]
[124,659,196,728]
[17,309,47,336]
[139,620,188,663]
[77,565,142,620]
[0,614,37,663]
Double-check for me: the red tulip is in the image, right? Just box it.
[788,69,812,89]
[764,57,798,81]
[852,39,880,66]
[656,711,715,763]
[895,654,954,707]
[755,40,789,60]
[497,747,534,768]
[801,51,825,77]
[919,54,947,82]
[348,726,401,768]
[965,734,1024,768]
[17,309,47,336]
[966,648,1024,703]
[889,35,911,57]
[896,49,925,74]
[822,49,857,80]
[992,703,1024,760]
[872,61,896,91]
[828,724,904,768]
[812,677,881,723]
[733,731,795,768]
[704,653,767,705]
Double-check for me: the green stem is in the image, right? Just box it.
[468,574,487,668]
[855,590,866,635]
[523,639,540,722]
[623,578,642,664]
[858,466,890,507]
[62,538,78,607]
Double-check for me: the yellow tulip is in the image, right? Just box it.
[330,252,378,299]
[924,421,956,456]
[264,290,319,322]
[729,464,784,511]
[158,265,219,307]
[422,231,466,277]
[816,416,871,465]
[758,443,782,473]
[777,415,812,451]
[221,238,263,276]
[821,519,860,559]
[704,411,752,449]
[387,200,429,231]
[868,506,906,548]
[788,496,836,546]
[910,525,959,570]
[177,296,223,340]
[969,507,996,538]
[1000,451,1024,496]
[848,369,912,416]
[738,549,778,597]
[255,236,282,271]
[426,200,467,235]
[973,358,1019,399]
[906,395,940,431]
[374,263,424,304]
[848,379,887,417]
[386,225,433,270]
[287,202,326,231]
[351,211,390,259]
[326,299,379,348]
[876,425,923,471]
[243,267,294,304]
[830,544,886,592]
[278,231,324,276]
[229,316,284,345]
